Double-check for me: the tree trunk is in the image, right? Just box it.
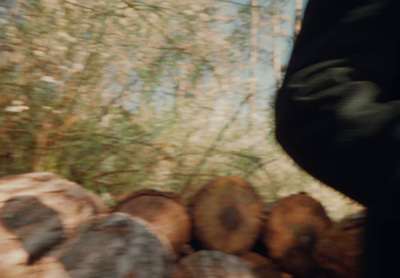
[264,193,332,277]
[272,13,282,86]
[294,0,304,36]
[314,211,365,278]
[173,250,255,278]
[0,172,107,276]
[248,0,259,127]
[188,176,264,254]
[32,120,54,172]
[114,189,191,257]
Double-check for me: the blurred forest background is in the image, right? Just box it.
[0,0,363,218]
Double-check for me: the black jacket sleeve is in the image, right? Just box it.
[275,0,399,211]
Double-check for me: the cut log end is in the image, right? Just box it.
[188,176,265,254]
[264,193,332,277]
[114,189,191,256]
[219,205,242,231]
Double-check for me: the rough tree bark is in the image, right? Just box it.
[294,0,304,36]
[32,213,175,278]
[173,250,255,278]
[0,172,107,276]
[188,176,264,254]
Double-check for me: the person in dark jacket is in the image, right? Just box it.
[275,0,399,277]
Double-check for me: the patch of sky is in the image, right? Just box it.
[109,84,123,95]
[109,0,304,117]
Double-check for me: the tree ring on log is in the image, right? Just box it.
[264,193,332,277]
[114,189,191,257]
[188,176,264,254]
[219,205,242,231]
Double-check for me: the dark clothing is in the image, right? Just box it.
[275,0,399,277]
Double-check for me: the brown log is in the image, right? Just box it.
[264,192,332,277]
[114,189,191,256]
[173,250,256,278]
[238,252,288,278]
[0,172,107,274]
[313,211,365,278]
[188,176,264,254]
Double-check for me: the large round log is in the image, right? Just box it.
[264,193,332,277]
[173,250,256,278]
[114,189,191,256]
[188,176,264,254]
[314,211,365,278]
[0,172,107,274]
[30,213,174,278]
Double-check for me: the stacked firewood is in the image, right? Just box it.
[0,173,364,278]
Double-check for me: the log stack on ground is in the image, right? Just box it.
[0,172,107,276]
[188,176,264,254]
[173,250,256,278]
[0,173,365,277]
[264,192,332,277]
[114,189,191,257]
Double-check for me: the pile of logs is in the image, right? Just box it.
[0,173,365,278]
